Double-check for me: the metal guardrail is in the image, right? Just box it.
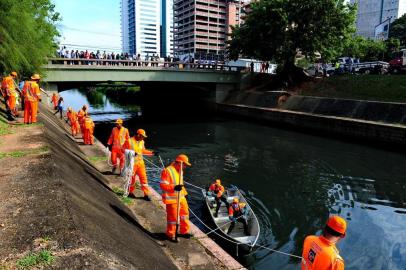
[47,58,245,72]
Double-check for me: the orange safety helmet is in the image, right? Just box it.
[31,73,40,80]
[10,71,17,77]
[326,215,347,236]
[67,107,72,111]
[233,197,239,203]
[115,118,123,124]
[137,128,147,138]
[215,179,221,185]
[175,154,191,166]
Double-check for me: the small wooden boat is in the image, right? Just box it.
[202,185,260,251]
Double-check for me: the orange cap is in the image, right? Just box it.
[67,107,72,111]
[115,118,123,124]
[137,129,147,137]
[31,73,40,80]
[215,179,221,185]
[175,154,191,166]
[327,215,347,235]
[233,197,239,203]
[11,71,17,77]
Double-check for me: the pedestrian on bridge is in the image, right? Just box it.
[22,74,41,124]
[301,215,347,270]
[107,119,130,174]
[124,129,155,200]
[160,154,192,242]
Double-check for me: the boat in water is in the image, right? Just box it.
[202,186,260,252]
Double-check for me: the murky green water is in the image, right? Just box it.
[61,89,406,270]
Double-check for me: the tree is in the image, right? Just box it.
[0,0,60,76]
[389,14,406,46]
[342,36,387,61]
[228,0,356,76]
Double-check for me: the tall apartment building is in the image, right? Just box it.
[122,0,173,57]
[173,0,245,59]
[350,0,406,39]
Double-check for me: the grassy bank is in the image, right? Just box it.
[298,75,406,103]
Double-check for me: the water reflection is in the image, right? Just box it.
[60,89,406,270]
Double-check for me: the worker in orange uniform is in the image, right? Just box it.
[22,74,41,124]
[124,129,155,200]
[208,179,228,217]
[1,72,19,116]
[160,154,192,242]
[107,119,129,174]
[77,105,88,134]
[51,93,58,109]
[83,113,95,145]
[66,107,80,136]
[227,197,249,235]
[301,215,347,270]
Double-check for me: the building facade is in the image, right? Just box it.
[173,0,246,60]
[121,0,164,57]
[350,0,405,39]
[161,0,174,57]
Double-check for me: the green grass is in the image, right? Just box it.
[88,156,108,163]
[112,186,134,205]
[0,112,11,136]
[299,74,406,102]
[0,146,49,159]
[16,250,54,269]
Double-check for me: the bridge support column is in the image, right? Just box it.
[215,83,238,103]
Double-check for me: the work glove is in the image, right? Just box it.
[174,184,183,191]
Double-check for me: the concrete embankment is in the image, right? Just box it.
[0,101,245,269]
[218,91,406,148]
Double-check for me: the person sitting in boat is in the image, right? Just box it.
[207,179,228,217]
[227,197,249,235]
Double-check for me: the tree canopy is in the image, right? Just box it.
[228,0,356,68]
[389,14,406,47]
[0,0,60,76]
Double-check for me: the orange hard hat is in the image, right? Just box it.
[215,179,221,185]
[10,71,17,77]
[326,215,347,236]
[137,128,147,138]
[175,154,191,166]
[116,118,123,124]
[67,107,72,111]
[31,73,40,80]
[82,105,88,110]
[233,197,239,203]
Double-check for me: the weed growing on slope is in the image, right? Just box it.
[88,156,108,163]
[112,186,134,205]
[16,250,54,269]
[0,146,49,159]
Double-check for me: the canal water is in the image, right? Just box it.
[61,89,406,270]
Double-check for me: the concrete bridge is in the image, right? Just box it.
[43,58,243,102]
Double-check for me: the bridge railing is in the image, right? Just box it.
[47,58,246,72]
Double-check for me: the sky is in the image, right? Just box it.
[53,0,405,54]
[53,0,122,53]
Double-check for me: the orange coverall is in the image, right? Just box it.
[67,110,80,136]
[83,117,95,145]
[124,137,153,196]
[22,81,41,124]
[77,108,87,134]
[301,235,344,270]
[51,93,58,109]
[2,76,18,115]
[107,126,129,170]
[160,165,190,239]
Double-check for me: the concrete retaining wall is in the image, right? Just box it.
[218,103,406,147]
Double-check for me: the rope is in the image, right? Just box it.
[120,156,304,263]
